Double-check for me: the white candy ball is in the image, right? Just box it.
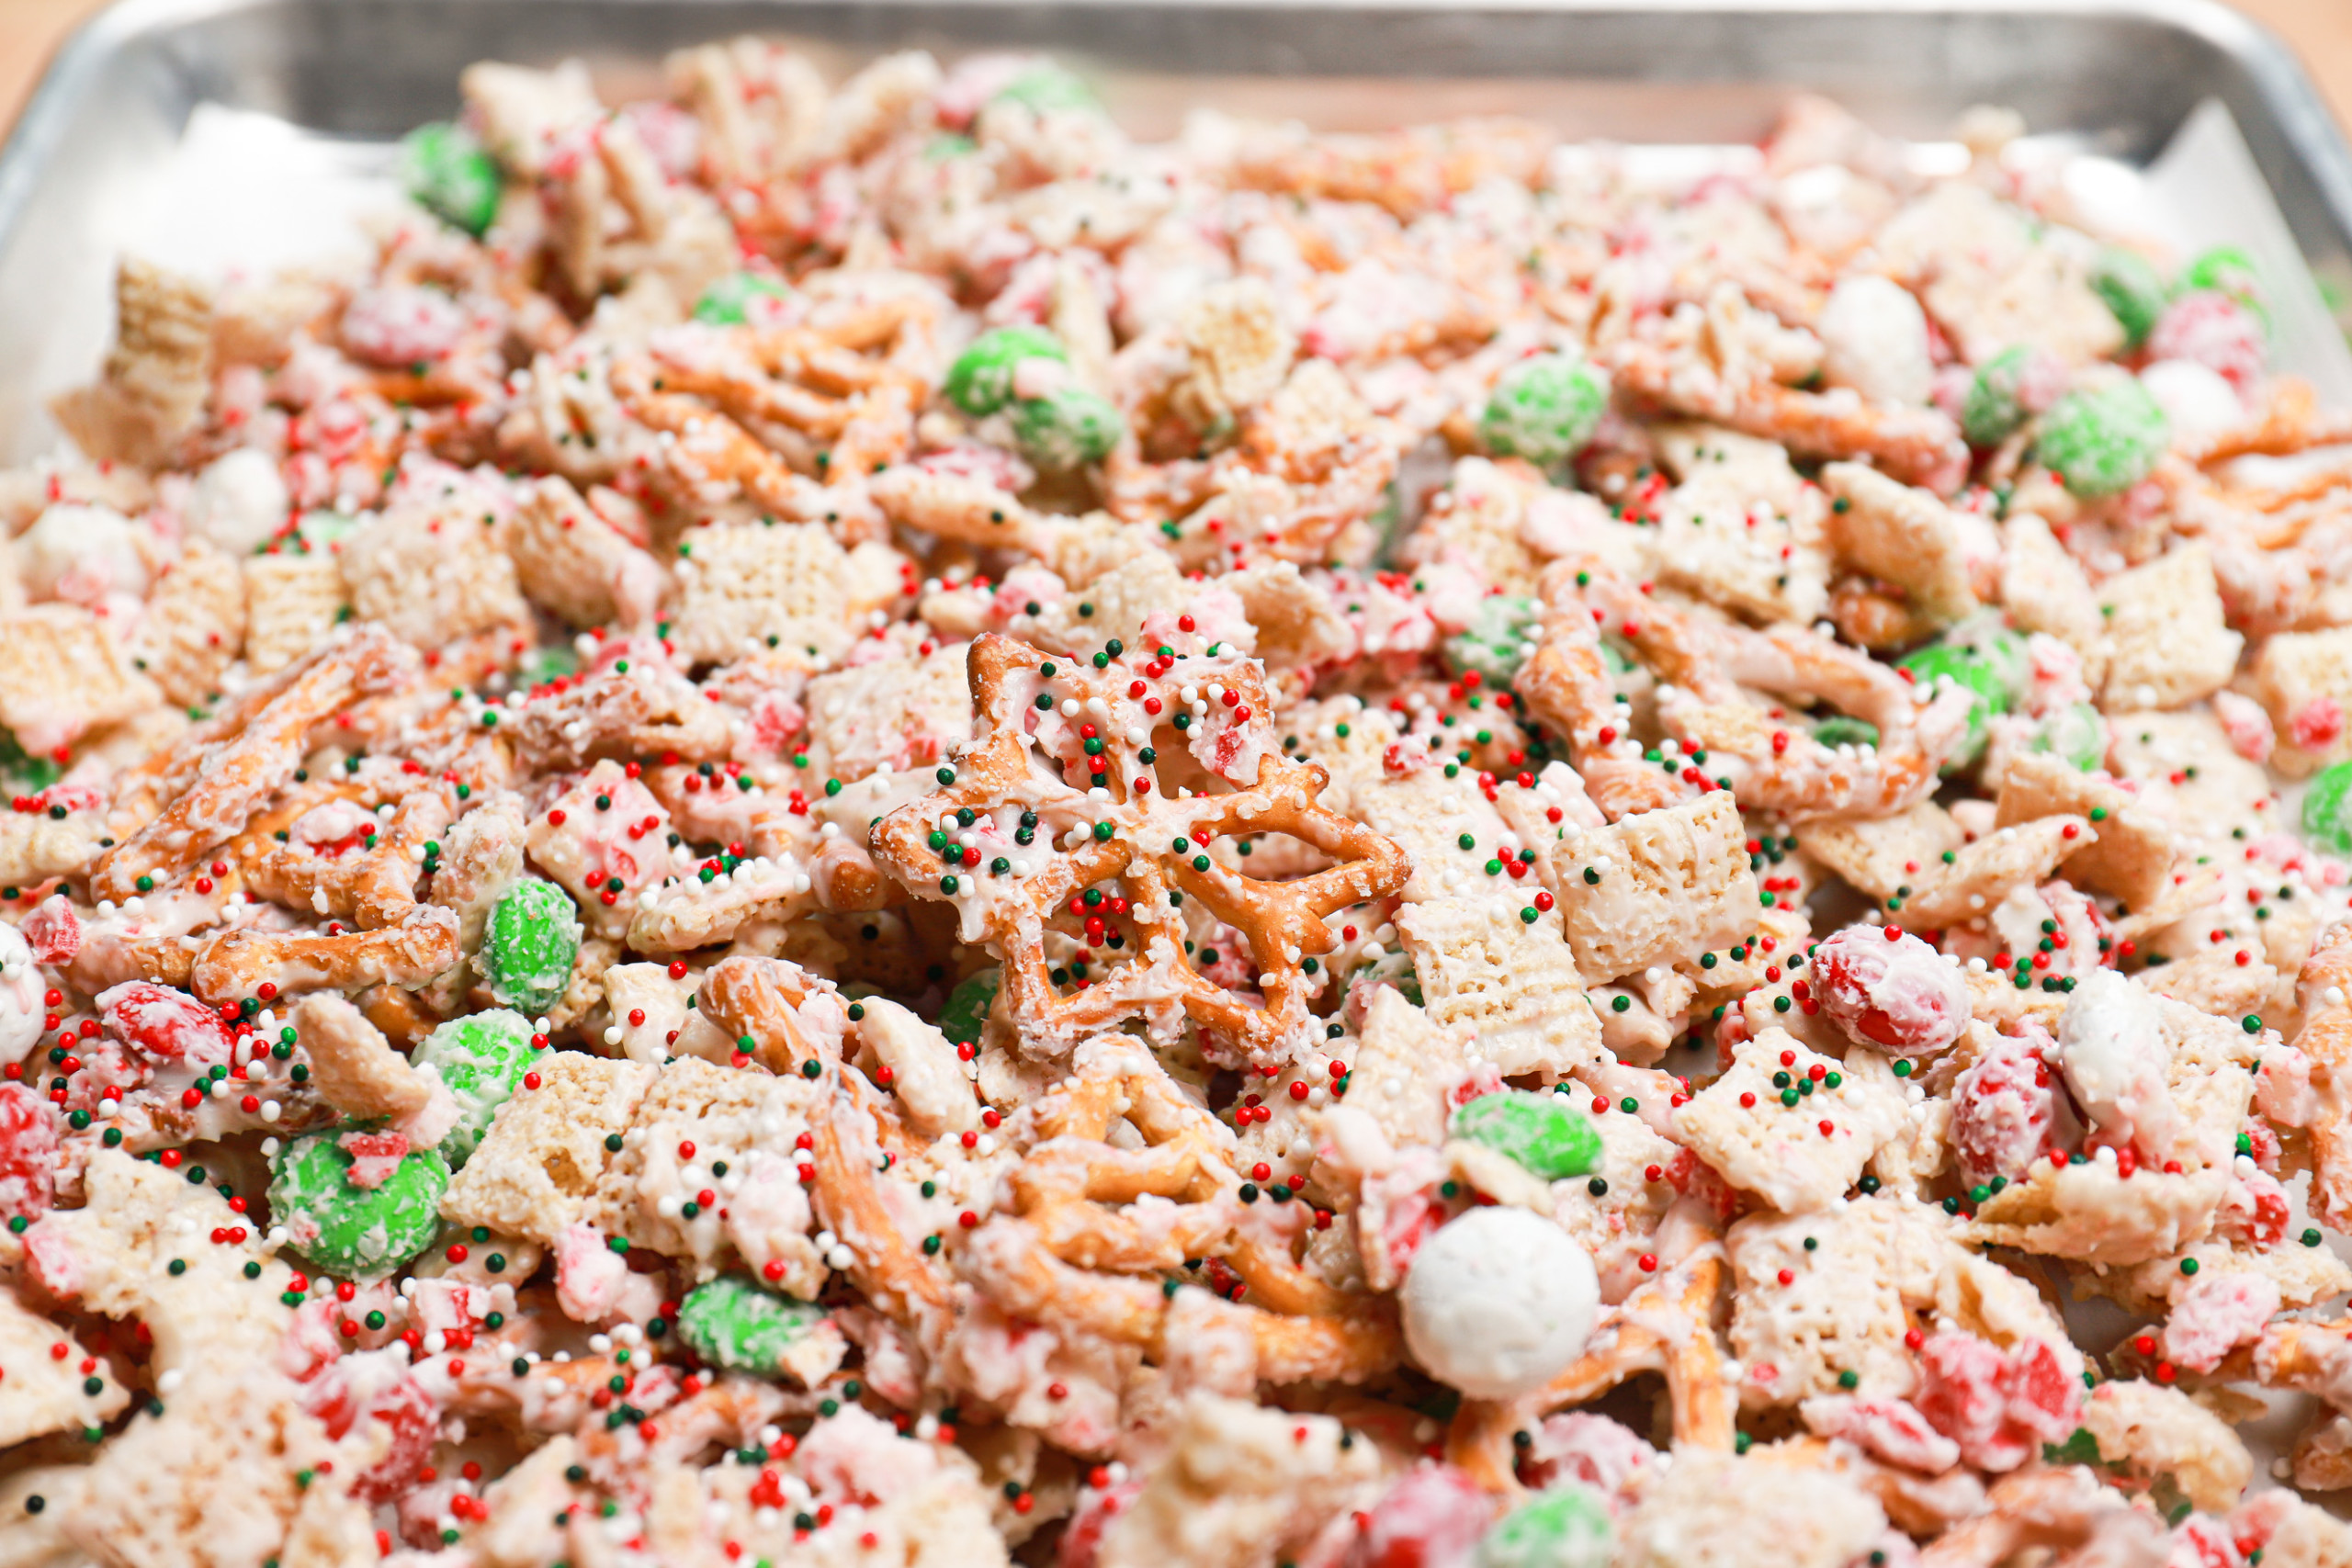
[2138,359,2245,452]
[1818,275,1933,407]
[188,447,290,558]
[1401,1206,1599,1399]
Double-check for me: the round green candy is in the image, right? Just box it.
[2030,702,2108,773]
[2092,247,2167,350]
[1479,354,1609,467]
[1475,1484,1612,1568]
[480,877,582,1016]
[401,122,502,239]
[1897,622,2027,773]
[1450,1091,1602,1181]
[1444,595,1544,688]
[1811,715,1880,750]
[268,1129,449,1280]
[2037,380,2168,499]
[937,967,1001,1048]
[677,1275,830,1375]
[518,643,581,687]
[924,133,978,163]
[2302,761,2352,855]
[693,271,789,326]
[944,326,1067,417]
[2181,244,2266,322]
[412,1010,534,1165]
[1961,346,2035,448]
[1011,386,1124,469]
[991,63,1102,115]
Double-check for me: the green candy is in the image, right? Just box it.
[517,643,581,687]
[937,968,1001,1047]
[677,1275,830,1375]
[2301,761,2352,856]
[411,1010,535,1165]
[0,730,60,795]
[1011,386,1124,469]
[1897,620,2028,772]
[1811,715,1880,750]
[944,326,1067,417]
[1474,1484,1612,1568]
[2092,248,2167,350]
[991,63,1102,115]
[2030,702,2108,773]
[1444,595,1544,688]
[480,877,582,1015]
[693,271,790,326]
[2181,244,2267,323]
[1961,347,2036,448]
[401,122,502,239]
[268,1129,449,1280]
[2037,380,2168,499]
[1450,1092,1603,1181]
[298,510,366,552]
[924,132,978,162]
[1478,354,1609,467]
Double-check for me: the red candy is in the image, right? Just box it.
[98,981,236,1069]
[19,896,79,965]
[1913,1332,2079,1472]
[0,1082,57,1222]
[301,1352,441,1504]
[1950,1027,2071,1188]
[1810,927,1968,1059]
[1346,1465,1496,1568]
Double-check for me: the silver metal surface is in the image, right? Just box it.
[0,0,2346,451]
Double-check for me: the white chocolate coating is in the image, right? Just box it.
[1401,1206,1599,1399]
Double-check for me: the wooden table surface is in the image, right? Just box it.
[0,0,2344,143]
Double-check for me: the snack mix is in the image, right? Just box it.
[10,41,2352,1568]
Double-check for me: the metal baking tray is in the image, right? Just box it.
[0,0,2347,457]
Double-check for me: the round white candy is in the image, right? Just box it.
[0,922,42,1068]
[1401,1206,1598,1399]
[1817,275,1933,407]
[2139,359,2245,452]
[188,447,291,558]
[18,502,147,604]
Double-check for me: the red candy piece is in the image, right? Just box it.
[1810,927,1968,1059]
[98,981,236,1069]
[1347,1464,1496,1568]
[304,1353,440,1505]
[0,1082,57,1222]
[1913,1332,2079,1472]
[19,896,79,965]
[1951,1027,2073,1188]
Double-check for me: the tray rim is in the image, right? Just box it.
[2,0,2348,283]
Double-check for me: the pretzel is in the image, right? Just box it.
[1446,1255,1734,1492]
[92,626,418,903]
[232,779,452,931]
[189,902,459,1005]
[958,1050,1399,1384]
[872,633,1408,1066]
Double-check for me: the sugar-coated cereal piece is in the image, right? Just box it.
[1967,1153,2225,1264]
[1092,1393,1377,1568]
[2078,1378,2253,1512]
[1400,1206,1599,1398]
[2038,378,2168,497]
[1811,926,1970,1060]
[1396,896,1606,1079]
[1673,1029,1910,1213]
[0,1284,129,1446]
[1614,1446,1886,1568]
[2097,543,2243,712]
[1011,384,1124,469]
[1553,790,1758,985]
[0,603,161,755]
[1473,1483,1612,1568]
[1479,352,1609,466]
[945,324,1066,415]
[440,1049,652,1243]
[1450,1090,1602,1180]
[401,121,502,235]
[1818,275,1933,406]
[410,1009,535,1164]
[268,1126,451,1279]
[676,1272,831,1374]
[2256,627,2352,778]
[477,875,582,1014]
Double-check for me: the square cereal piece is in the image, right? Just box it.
[801,642,975,784]
[591,1055,827,1289]
[1395,897,1603,1080]
[602,962,695,1065]
[2110,1232,2352,1319]
[49,258,215,468]
[2098,544,2243,712]
[127,544,245,707]
[1993,752,2174,912]
[1673,1027,1908,1213]
[1033,551,1207,655]
[1354,763,1517,904]
[1726,1194,1952,1406]
[1796,800,1964,904]
[1873,183,2121,367]
[1402,457,1548,595]
[0,604,160,754]
[340,508,530,647]
[504,476,663,630]
[2254,626,2352,777]
[1896,815,2086,927]
[1967,1156,2225,1264]
[442,1050,654,1245]
[2107,709,2274,833]
[242,554,348,674]
[2079,1381,2252,1515]
[1555,791,1758,984]
[1228,559,1352,671]
[1651,426,1831,626]
[1822,462,1978,631]
[525,761,673,940]
[670,522,867,666]
[0,1286,130,1445]
[1341,986,1469,1148]
[2000,514,2109,689]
